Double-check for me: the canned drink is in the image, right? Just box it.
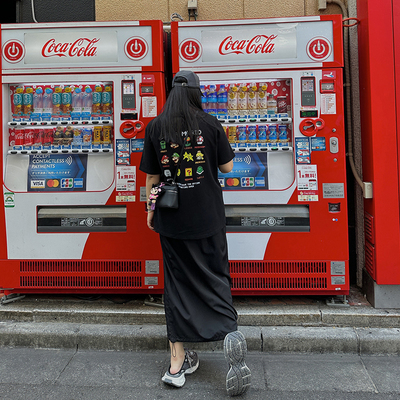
[43,128,54,146]
[247,125,257,142]
[9,128,15,147]
[236,125,247,142]
[93,126,102,144]
[72,128,83,145]
[102,126,112,144]
[257,124,268,142]
[53,126,64,145]
[63,126,74,145]
[33,128,44,146]
[277,96,287,113]
[15,128,24,146]
[268,125,278,142]
[24,128,34,146]
[82,127,93,144]
[278,125,288,141]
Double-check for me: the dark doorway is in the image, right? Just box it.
[2,1,17,23]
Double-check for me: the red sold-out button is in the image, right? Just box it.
[179,39,202,63]
[2,40,25,63]
[124,37,148,60]
[306,37,332,61]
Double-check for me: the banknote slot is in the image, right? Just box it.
[37,205,126,233]
[225,204,309,232]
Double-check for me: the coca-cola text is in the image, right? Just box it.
[219,34,277,55]
[41,38,99,58]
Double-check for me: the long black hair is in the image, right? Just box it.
[149,76,203,145]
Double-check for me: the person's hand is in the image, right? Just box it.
[147,211,155,230]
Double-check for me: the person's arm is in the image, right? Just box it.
[146,173,160,231]
[218,160,233,173]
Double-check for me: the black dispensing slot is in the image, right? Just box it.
[37,206,127,233]
[225,205,310,232]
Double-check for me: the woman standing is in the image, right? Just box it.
[139,70,251,396]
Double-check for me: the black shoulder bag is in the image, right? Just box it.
[148,141,185,210]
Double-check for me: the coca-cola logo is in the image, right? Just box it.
[219,34,277,55]
[41,38,99,58]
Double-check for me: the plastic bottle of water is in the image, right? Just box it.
[208,85,217,117]
[42,88,53,121]
[200,85,208,113]
[71,87,82,120]
[32,87,43,121]
[217,84,228,117]
[82,87,93,120]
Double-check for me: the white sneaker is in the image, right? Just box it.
[162,350,199,388]
[224,331,251,396]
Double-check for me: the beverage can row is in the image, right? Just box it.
[224,124,290,144]
[9,126,113,149]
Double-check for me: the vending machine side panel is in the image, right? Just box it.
[358,0,400,285]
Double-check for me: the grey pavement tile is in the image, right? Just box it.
[361,355,400,393]
[0,347,75,385]
[263,353,377,392]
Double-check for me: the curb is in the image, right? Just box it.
[1,322,399,355]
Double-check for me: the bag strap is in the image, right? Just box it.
[170,137,186,182]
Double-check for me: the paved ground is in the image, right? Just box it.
[0,348,399,400]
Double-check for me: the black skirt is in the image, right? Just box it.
[160,227,238,343]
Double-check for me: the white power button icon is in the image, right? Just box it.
[184,41,197,57]
[2,40,25,63]
[312,40,326,56]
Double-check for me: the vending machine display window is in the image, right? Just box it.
[201,79,294,192]
[5,81,115,193]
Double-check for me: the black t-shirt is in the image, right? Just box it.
[139,111,234,239]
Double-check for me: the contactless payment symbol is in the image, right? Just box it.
[2,39,25,63]
[124,37,148,60]
[179,39,202,63]
[306,37,332,61]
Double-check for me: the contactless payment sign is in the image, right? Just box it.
[219,153,268,190]
[28,154,87,192]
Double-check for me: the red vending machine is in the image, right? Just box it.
[172,15,349,295]
[0,21,166,297]
[358,0,400,307]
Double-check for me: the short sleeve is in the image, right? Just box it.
[216,124,235,166]
[139,125,162,175]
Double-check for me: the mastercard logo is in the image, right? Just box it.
[46,179,60,188]
[226,178,240,187]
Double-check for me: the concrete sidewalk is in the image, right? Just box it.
[1,348,400,400]
[0,287,400,354]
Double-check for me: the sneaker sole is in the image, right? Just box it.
[224,331,251,396]
[162,372,186,388]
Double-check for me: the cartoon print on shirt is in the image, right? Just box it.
[172,153,180,164]
[160,140,166,151]
[170,143,179,149]
[196,166,204,175]
[196,151,204,161]
[164,169,172,178]
[196,135,204,146]
[183,152,194,162]
[185,168,192,177]
[161,155,169,164]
